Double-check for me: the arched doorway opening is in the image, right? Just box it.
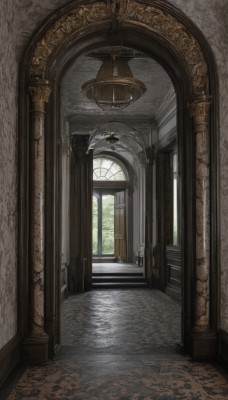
[18,0,219,363]
[92,156,129,262]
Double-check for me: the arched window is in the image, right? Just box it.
[93,157,127,181]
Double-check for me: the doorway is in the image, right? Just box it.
[93,193,115,258]
[93,191,127,261]
[92,156,129,263]
[19,0,219,362]
[157,141,181,303]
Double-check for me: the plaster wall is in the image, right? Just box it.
[0,0,227,351]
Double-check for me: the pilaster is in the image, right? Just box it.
[22,80,51,364]
[188,94,217,359]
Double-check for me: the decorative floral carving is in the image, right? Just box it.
[125,1,208,94]
[29,0,208,95]
[29,2,111,79]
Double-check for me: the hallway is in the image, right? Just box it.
[2,289,228,399]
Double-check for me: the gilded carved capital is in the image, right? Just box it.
[29,81,51,112]
[188,95,212,133]
[188,95,212,118]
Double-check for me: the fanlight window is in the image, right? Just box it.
[93,157,127,181]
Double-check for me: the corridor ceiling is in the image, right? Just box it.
[61,47,174,164]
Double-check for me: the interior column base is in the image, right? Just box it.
[21,333,49,364]
[189,328,217,360]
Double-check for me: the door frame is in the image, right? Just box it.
[156,139,182,301]
[18,0,219,361]
[92,189,128,260]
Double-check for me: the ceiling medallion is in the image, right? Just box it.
[81,54,146,111]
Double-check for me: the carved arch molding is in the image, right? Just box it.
[22,0,218,363]
[29,0,208,95]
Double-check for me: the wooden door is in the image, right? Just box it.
[114,191,127,261]
[157,145,181,302]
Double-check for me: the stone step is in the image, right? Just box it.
[92,272,148,289]
[92,272,143,277]
[92,275,145,283]
[92,281,149,289]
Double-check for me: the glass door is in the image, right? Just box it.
[92,193,115,256]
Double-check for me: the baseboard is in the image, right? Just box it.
[218,330,228,370]
[165,286,181,304]
[0,335,21,390]
[150,276,162,290]
[190,329,217,360]
[21,333,49,364]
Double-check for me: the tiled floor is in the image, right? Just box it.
[61,289,180,354]
[3,288,228,399]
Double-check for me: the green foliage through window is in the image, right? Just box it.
[92,196,98,255]
[102,195,114,254]
[93,194,114,255]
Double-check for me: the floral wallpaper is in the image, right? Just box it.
[0,0,228,350]
[0,1,19,349]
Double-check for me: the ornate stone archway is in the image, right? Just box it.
[20,0,217,363]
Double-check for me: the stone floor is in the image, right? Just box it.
[2,289,228,399]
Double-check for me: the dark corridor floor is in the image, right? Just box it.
[3,289,228,399]
[61,289,181,355]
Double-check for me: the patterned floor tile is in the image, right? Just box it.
[3,289,228,399]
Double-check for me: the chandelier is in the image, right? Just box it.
[81,54,146,111]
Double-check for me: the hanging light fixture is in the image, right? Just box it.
[105,133,119,144]
[81,54,146,111]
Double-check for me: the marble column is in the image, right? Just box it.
[188,94,216,359]
[22,80,51,363]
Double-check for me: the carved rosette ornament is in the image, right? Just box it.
[188,95,212,330]
[28,0,208,95]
